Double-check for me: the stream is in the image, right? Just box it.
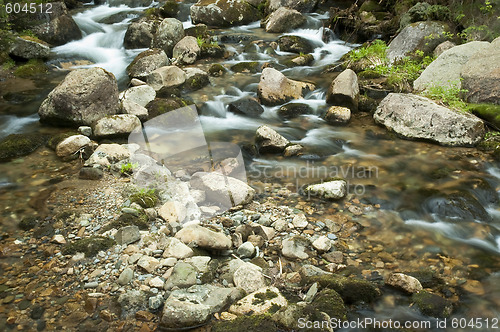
[1,0,500,330]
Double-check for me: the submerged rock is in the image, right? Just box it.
[38,67,120,127]
[374,93,485,146]
[0,134,46,162]
[412,291,452,318]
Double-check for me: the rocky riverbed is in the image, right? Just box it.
[1,0,500,331]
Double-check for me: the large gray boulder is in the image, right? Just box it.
[127,48,169,80]
[461,38,500,105]
[9,37,50,60]
[173,36,200,64]
[255,125,290,154]
[263,7,306,33]
[190,0,262,27]
[387,21,449,63]
[257,68,315,106]
[268,0,318,13]
[161,285,240,329]
[32,2,82,46]
[152,18,185,57]
[123,18,158,49]
[414,41,490,92]
[38,67,119,126]
[190,171,255,206]
[147,65,186,91]
[326,69,359,111]
[374,93,485,146]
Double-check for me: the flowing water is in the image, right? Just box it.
[1,0,500,330]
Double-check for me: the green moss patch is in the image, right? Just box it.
[0,133,47,162]
[252,289,278,305]
[208,63,226,77]
[62,236,115,257]
[304,289,347,322]
[230,61,260,73]
[161,0,179,18]
[130,189,159,208]
[307,275,380,304]
[470,104,500,130]
[14,59,48,78]
[146,97,195,119]
[103,212,149,231]
[412,291,452,318]
[212,314,279,332]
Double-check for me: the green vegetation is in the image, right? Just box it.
[129,188,159,208]
[120,162,138,175]
[212,314,279,332]
[0,133,47,161]
[14,59,48,78]
[349,39,387,63]
[422,83,469,111]
[103,212,149,231]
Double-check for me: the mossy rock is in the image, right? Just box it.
[130,190,159,208]
[283,54,314,67]
[14,59,48,78]
[62,236,115,257]
[146,97,195,119]
[408,269,443,288]
[307,275,380,304]
[103,212,149,231]
[230,61,260,73]
[161,0,179,18]
[360,0,383,12]
[47,132,79,150]
[144,7,161,19]
[19,216,39,231]
[469,104,500,130]
[478,134,500,151]
[201,42,225,59]
[55,209,81,222]
[358,95,378,113]
[277,35,315,54]
[208,63,226,77]
[304,289,346,322]
[212,314,279,332]
[0,133,47,162]
[185,25,209,38]
[412,291,452,318]
[184,73,210,91]
[277,103,312,119]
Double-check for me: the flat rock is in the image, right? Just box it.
[233,263,266,293]
[175,224,232,250]
[162,237,194,259]
[282,236,310,260]
[93,114,141,138]
[374,93,485,146]
[115,225,141,245]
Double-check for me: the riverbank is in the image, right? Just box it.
[1,0,500,331]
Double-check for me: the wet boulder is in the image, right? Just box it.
[326,69,359,111]
[461,38,500,105]
[9,37,50,60]
[257,67,315,106]
[32,2,82,46]
[387,21,450,63]
[147,65,186,92]
[263,7,306,33]
[152,18,185,57]
[38,67,120,126]
[268,0,318,13]
[414,41,490,92]
[173,36,200,64]
[93,114,142,138]
[324,106,351,125]
[277,35,316,54]
[123,18,158,49]
[374,93,485,146]
[277,103,311,119]
[183,68,210,91]
[228,97,264,118]
[127,48,169,80]
[190,0,262,28]
[255,125,290,154]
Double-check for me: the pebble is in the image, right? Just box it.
[83,282,99,289]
